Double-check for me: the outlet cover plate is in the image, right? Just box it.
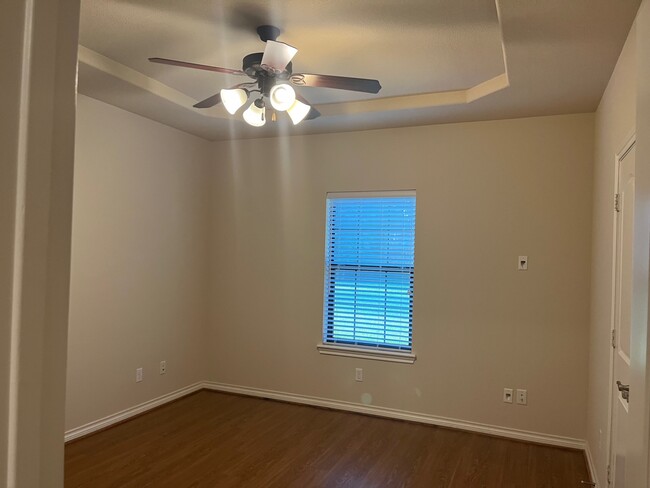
[516,389,528,405]
[503,388,513,403]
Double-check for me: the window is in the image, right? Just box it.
[319,191,416,363]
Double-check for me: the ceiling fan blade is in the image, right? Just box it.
[295,94,321,120]
[149,57,246,76]
[261,40,297,72]
[194,93,222,109]
[291,73,382,94]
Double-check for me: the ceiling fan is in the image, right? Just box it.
[149,25,382,127]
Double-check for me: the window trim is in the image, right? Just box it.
[320,190,416,362]
[325,190,416,199]
[317,342,417,364]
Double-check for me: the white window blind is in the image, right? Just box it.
[323,192,416,351]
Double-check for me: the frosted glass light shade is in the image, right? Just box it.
[287,100,311,125]
[220,88,248,114]
[243,101,266,127]
[269,84,296,112]
[261,40,298,72]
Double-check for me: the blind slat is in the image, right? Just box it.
[323,194,416,351]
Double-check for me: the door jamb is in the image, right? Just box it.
[607,131,637,485]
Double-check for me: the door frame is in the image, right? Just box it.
[2,0,80,486]
[607,132,637,486]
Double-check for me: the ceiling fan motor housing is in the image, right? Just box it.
[242,52,292,95]
[256,25,281,42]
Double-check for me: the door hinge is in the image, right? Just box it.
[611,329,616,349]
[607,464,612,484]
[615,193,621,212]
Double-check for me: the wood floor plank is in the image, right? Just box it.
[65,390,592,487]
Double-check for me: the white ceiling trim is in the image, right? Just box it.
[77,46,509,119]
[77,0,510,120]
[78,45,227,119]
[317,73,509,117]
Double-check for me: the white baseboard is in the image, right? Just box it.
[203,381,587,451]
[65,379,589,456]
[584,442,600,487]
[64,382,203,442]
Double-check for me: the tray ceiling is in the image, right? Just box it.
[77,0,640,140]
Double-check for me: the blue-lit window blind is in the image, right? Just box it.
[323,192,416,351]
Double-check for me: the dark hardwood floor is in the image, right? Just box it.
[65,390,592,487]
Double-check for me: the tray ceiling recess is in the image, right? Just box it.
[76,0,639,140]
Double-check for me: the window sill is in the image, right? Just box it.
[317,343,416,364]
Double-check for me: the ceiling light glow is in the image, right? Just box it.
[287,99,311,125]
[220,88,248,114]
[269,84,296,112]
[243,99,266,127]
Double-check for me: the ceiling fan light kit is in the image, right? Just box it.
[149,25,382,128]
[242,98,266,127]
[287,100,311,125]
[220,88,249,114]
[269,84,296,111]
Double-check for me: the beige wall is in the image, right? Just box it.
[65,95,211,430]
[587,22,637,484]
[208,114,594,439]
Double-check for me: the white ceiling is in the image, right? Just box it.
[78,0,640,141]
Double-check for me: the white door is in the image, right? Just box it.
[609,138,636,487]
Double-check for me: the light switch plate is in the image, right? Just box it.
[518,256,528,270]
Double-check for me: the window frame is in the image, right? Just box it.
[317,190,417,364]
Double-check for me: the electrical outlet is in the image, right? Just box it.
[516,389,527,405]
[355,368,363,382]
[136,367,143,383]
[503,388,513,403]
[160,360,166,375]
[518,256,528,270]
